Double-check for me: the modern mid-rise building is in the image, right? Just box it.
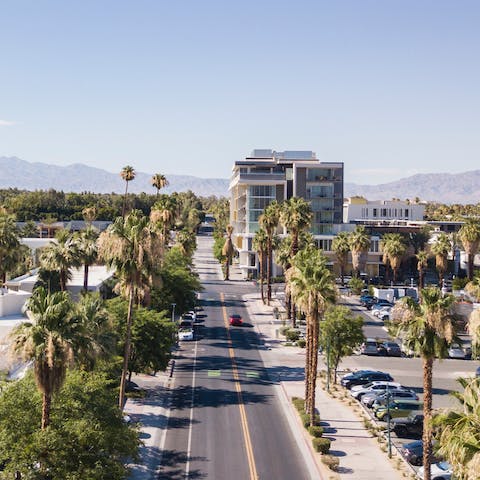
[229,149,344,278]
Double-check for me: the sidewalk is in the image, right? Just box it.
[234,268,405,479]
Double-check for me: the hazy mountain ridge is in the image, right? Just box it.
[0,156,479,203]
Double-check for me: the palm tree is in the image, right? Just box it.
[280,198,312,321]
[332,232,350,286]
[416,250,429,291]
[431,233,451,287]
[120,165,136,218]
[82,206,98,225]
[40,229,81,292]
[0,214,21,287]
[74,226,99,293]
[253,228,268,304]
[290,245,336,425]
[222,225,235,281]
[458,220,480,281]
[392,288,458,480]
[10,288,77,428]
[433,377,480,480]
[151,195,177,247]
[151,173,169,197]
[175,229,196,258]
[98,209,157,409]
[259,201,280,304]
[348,226,371,278]
[381,233,407,284]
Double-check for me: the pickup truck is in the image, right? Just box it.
[389,412,423,438]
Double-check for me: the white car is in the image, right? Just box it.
[350,381,402,399]
[372,306,391,318]
[178,328,194,341]
[448,344,467,359]
[417,461,453,479]
[187,310,197,322]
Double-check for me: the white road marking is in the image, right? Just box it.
[185,339,198,478]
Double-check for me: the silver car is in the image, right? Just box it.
[362,388,417,408]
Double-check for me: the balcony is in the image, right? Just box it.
[236,172,286,183]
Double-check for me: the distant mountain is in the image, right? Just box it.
[1,156,479,203]
[0,156,230,197]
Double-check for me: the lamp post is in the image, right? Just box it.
[386,386,392,458]
[171,303,176,323]
[326,337,331,392]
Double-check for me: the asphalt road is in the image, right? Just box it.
[158,237,313,479]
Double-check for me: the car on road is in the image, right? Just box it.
[178,328,194,341]
[377,341,402,357]
[360,338,381,356]
[229,314,243,326]
[417,461,453,479]
[360,294,375,306]
[389,412,424,438]
[374,399,423,421]
[448,343,469,359]
[350,381,402,400]
[361,387,415,408]
[187,310,198,322]
[341,371,394,389]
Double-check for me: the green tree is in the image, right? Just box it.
[391,288,459,480]
[151,173,169,197]
[348,226,371,278]
[433,377,480,480]
[431,233,451,286]
[150,194,177,247]
[0,213,22,286]
[120,165,136,218]
[458,220,480,280]
[381,233,407,283]
[332,231,350,286]
[75,225,99,293]
[319,306,364,384]
[253,228,268,304]
[290,245,336,426]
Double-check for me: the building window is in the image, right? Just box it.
[405,209,409,218]
[373,208,377,217]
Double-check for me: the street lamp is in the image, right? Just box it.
[386,386,392,458]
[171,303,176,323]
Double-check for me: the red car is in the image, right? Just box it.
[229,314,243,326]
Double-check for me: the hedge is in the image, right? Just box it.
[312,437,331,454]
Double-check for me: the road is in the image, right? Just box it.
[158,236,314,479]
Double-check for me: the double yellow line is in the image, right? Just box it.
[221,293,258,480]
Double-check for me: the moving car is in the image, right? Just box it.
[374,399,423,421]
[350,381,402,400]
[229,314,243,326]
[360,338,381,356]
[178,328,194,341]
[341,371,394,389]
[417,461,453,480]
[389,412,424,438]
[377,341,402,357]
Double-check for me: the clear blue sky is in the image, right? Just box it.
[1,1,479,185]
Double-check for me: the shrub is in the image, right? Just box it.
[321,454,339,471]
[452,277,469,290]
[297,338,306,348]
[312,437,331,454]
[308,425,324,437]
[301,413,310,428]
[279,326,290,336]
[292,398,305,412]
[348,276,364,295]
[285,329,300,342]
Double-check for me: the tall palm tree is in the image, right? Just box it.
[175,229,196,258]
[381,233,407,284]
[259,201,280,304]
[0,214,21,287]
[280,198,312,321]
[222,225,235,281]
[98,209,156,409]
[458,220,480,281]
[290,245,336,425]
[120,165,136,218]
[348,226,371,278]
[151,195,177,247]
[10,288,77,429]
[40,229,80,292]
[151,173,169,197]
[332,232,350,286]
[433,377,480,480]
[253,228,268,304]
[392,288,458,480]
[82,206,98,225]
[75,226,99,293]
[416,250,429,291]
[431,233,451,287]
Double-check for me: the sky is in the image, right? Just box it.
[1,1,479,185]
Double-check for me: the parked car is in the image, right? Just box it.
[229,314,243,326]
[390,412,424,438]
[377,341,402,357]
[340,369,378,385]
[350,381,402,400]
[361,387,414,408]
[417,461,453,480]
[374,399,423,421]
[401,440,440,466]
[372,390,419,409]
[371,303,392,315]
[341,371,394,389]
[187,310,198,322]
[366,299,393,310]
[360,294,375,306]
[448,343,469,359]
[178,328,194,341]
[360,338,381,356]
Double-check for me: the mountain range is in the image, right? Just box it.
[0,156,479,204]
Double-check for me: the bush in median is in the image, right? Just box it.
[321,454,339,471]
[312,437,331,454]
[308,425,324,438]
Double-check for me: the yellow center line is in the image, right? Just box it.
[221,293,258,480]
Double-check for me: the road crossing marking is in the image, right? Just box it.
[221,292,258,480]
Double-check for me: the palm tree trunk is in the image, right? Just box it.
[259,253,265,304]
[422,357,434,480]
[419,269,424,290]
[122,182,129,218]
[41,392,51,429]
[467,253,474,281]
[266,240,272,305]
[119,283,135,409]
[285,290,291,320]
[310,309,320,426]
[304,314,311,411]
[60,270,67,292]
[291,303,297,328]
[83,263,89,292]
